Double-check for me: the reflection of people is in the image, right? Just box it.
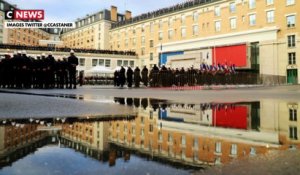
[109,150,116,167]
[141,98,148,109]
[79,71,84,86]
[124,151,130,161]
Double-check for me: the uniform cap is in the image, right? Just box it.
[13,51,18,55]
[17,51,22,54]
[70,50,75,53]
[48,51,53,55]
[42,53,46,57]
[21,50,27,54]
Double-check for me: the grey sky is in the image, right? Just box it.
[6,0,186,22]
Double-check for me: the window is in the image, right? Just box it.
[141,48,145,55]
[150,53,153,61]
[287,0,295,5]
[124,60,128,66]
[141,24,144,32]
[181,15,186,24]
[141,36,145,45]
[230,18,237,29]
[288,52,296,64]
[181,28,186,38]
[194,139,198,147]
[215,142,222,153]
[266,10,275,23]
[193,12,198,22]
[231,144,237,155]
[92,59,97,66]
[289,109,297,121]
[117,60,122,66]
[168,30,173,40]
[158,132,162,141]
[105,59,110,67]
[99,59,104,66]
[193,25,199,35]
[168,134,172,142]
[168,17,172,27]
[249,0,256,9]
[249,14,256,26]
[181,136,186,145]
[79,58,85,66]
[0,3,4,10]
[133,38,136,46]
[150,22,154,33]
[215,6,221,16]
[130,61,134,67]
[250,147,256,155]
[158,32,163,40]
[229,2,236,13]
[125,39,128,47]
[287,15,296,28]
[150,40,154,48]
[266,0,274,5]
[288,35,296,47]
[149,124,153,132]
[159,20,163,29]
[289,126,298,140]
[215,21,221,31]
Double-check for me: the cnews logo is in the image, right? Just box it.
[5,10,44,20]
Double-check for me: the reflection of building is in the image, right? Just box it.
[109,99,300,166]
[0,124,49,166]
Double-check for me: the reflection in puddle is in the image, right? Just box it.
[0,99,299,174]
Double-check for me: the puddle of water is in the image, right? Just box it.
[0,98,299,174]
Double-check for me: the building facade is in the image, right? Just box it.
[61,6,131,50]
[109,0,300,84]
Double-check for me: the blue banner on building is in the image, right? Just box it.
[159,51,184,66]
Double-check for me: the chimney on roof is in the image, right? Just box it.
[125,10,132,20]
[111,6,117,22]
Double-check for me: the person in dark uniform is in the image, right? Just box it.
[150,64,159,87]
[46,52,55,88]
[119,66,126,87]
[126,67,133,88]
[134,66,141,87]
[67,50,78,89]
[141,66,148,87]
[113,70,119,87]
[62,57,69,88]
[1,53,12,88]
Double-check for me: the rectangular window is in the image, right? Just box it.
[159,20,163,29]
[266,0,274,5]
[150,40,154,48]
[133,38,136,46]
[141,24,144,32]
[230,18,237,29]
[215,142,222,153]
[193,12,198,22]
[193,25,199,35]
[117,60,122,66]
[141,48,145,56]
[0,3,4,10]
[79,58,85,66]
[229,2,236,13]
[105,59,110,67]
[287,15,296,28]
[181,136,186,145]
[287,0,295,5]
[288,35,296,47]
[168,17,172,27]
[267,10,275,23]
[168,30,173,40]
[181,28,186,38]
[150,22,154,33]
[123,60,129,66]
[181,15,186,24]
[168,133,173,142]
[141,36,145,45]
[249,14,256,26]
[194,139,198,147]
[99,59,104,66]
[150,53,153,61]
[130,61,134,67]
[158,32,163,41]
[215,21,221,31]
[289,109,297,121]
[215,6,221,16]
[158,132,162,141]
[288,52,296,64]
[149,124,153,132]
[125,39,128,47]
[289,126,298,140]
[231,144,238,155]
[92,59,97,67]
[249,0,256,9]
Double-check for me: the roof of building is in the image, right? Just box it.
[111,0,220,29]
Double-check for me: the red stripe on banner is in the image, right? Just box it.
[212,44,247,67]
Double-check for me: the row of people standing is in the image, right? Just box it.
[112,64,257,88]
[0,50,78,89]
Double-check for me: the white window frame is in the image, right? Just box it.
[230,17,237,29]
[215,21,221,32]
[249,14,256,26]
[266,10,275,23]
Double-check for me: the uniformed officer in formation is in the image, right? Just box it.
[0,50,79,89]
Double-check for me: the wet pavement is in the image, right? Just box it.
[0,86,300,174]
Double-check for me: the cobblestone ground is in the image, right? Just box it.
[195,150,300,175]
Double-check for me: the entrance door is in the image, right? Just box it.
[287,69,298,84]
